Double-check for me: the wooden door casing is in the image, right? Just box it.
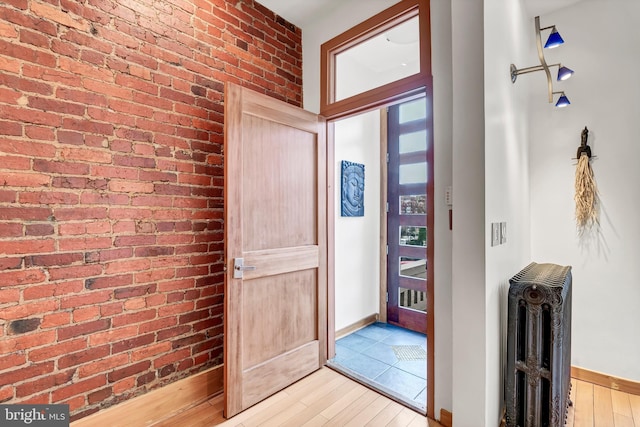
[223,83,327,418]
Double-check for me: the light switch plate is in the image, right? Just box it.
[500,222,507,244]
[491,223,500,246]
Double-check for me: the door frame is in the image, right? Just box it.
[321,0,434,419]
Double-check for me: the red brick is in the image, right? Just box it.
[78,354,129,378]
[25,253,83,268]
[29,337,87,363]
[15,370,75,398]
[0,299,56,322]
[0,288,20,304]
[52,374,107,402]
[48,264,103,281]
[72,306,101,323]
[153,348,190,369]
[0,361,54,386]
[59,290,112,309]
[0,352,26,371]
[58,344,110,369]
[40,312,72,329]
[0,386,12,402]
[0,223,22,237]
[20,191,80,205]
[88,326,137,348]
[112,377,135,395]
[57,319,111,341]
[130,341,172,362]
[138,316,176,335]
[111,309,157,328]
[0,206,50,220]
[156,325,190,341]
[58,237,111,251]
[84,274,132,290]
[87,386,112,405]
[0,331,56,353]
[108,360,150,383]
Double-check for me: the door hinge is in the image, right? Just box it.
[386,202,389,213]
[386,292,389,303]
[386,245,389,255]
[386,152,389,163]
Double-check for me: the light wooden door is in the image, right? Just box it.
[223,83,327,418]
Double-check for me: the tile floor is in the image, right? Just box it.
[328,322,427,411]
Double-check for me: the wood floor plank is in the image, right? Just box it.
[593,384,615,427]
[613,413,635,427]
[324,388,379,426]
[279,379,361,427]
[300,414,329,427]
[254,401,308,426]
[629,393,640,425]
[574,380,594,427]
[365,401,405,426]
[386,406,419,426]
[319,381,368,419]
[612,389,634,418]
[299,371,348,406]
[215,389,291,426]
[343,395,392,427]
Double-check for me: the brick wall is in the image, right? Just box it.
[0,0,302,420]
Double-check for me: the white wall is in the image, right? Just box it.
[484,0,532,425]
[530,0,640,382]
[430,0,453,418]
[451,0,486,424]
[333,111,382,331]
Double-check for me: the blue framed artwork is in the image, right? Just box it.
[341,160,365,217]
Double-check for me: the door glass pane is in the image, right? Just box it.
[399,226,427,247]
[399,97,427,123]
[399,130,427,153]
[335,16,419,101]
[400,194,426,215]
[399,162,427,184]
[399,287,427,312]
[399,256,426,279]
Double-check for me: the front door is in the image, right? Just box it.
[223,83,327,418]
[386,97,429,333]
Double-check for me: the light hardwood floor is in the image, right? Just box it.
[152,367,439,427]
[150,368,640,427]
[568,378,640,427]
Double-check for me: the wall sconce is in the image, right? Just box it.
[510,16,574,107]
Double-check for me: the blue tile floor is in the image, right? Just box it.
[328,322,427,411]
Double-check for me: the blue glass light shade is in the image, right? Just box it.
[557,66,574,81]
[555,94,570,108]
[544,29,564,49]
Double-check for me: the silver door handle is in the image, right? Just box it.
[233,258,256,278]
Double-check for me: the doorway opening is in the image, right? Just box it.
[327,93,432,413]
[321,0,433,417]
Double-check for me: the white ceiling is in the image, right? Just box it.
[258,0,585,28]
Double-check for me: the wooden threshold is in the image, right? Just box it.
[572,365,640,396]
[71,365,223,427]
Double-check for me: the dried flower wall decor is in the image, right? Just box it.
[574,126,598,235]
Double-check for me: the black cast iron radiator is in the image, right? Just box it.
[505,262,572,427]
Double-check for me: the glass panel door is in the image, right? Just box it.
[386,97,429,333]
